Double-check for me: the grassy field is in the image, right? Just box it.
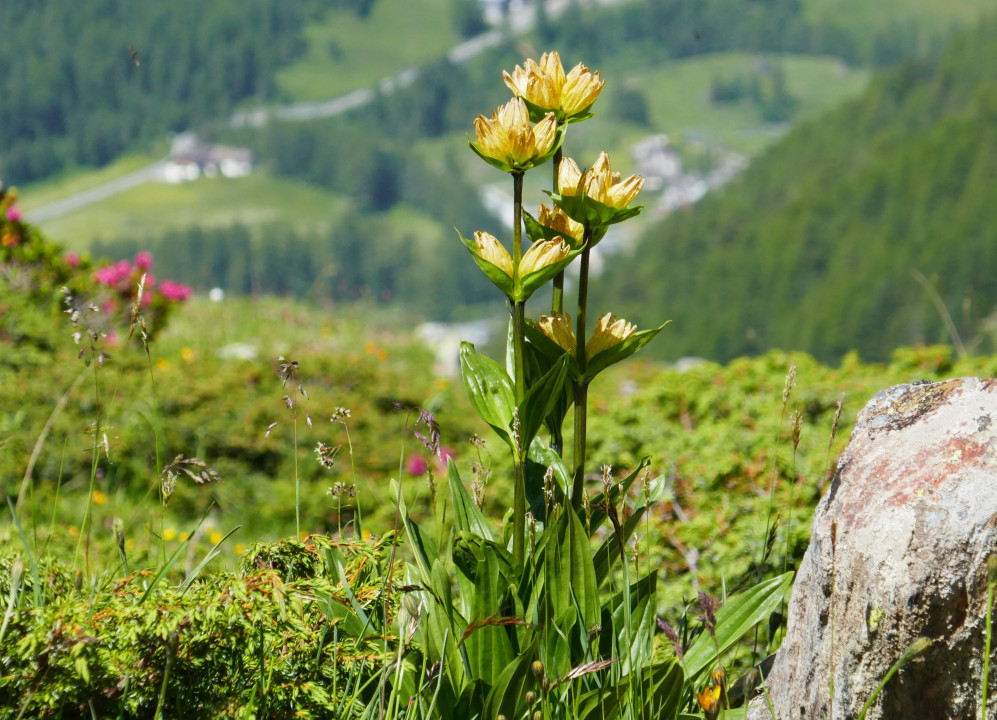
[274,0,461,103]
[28,169,352,250]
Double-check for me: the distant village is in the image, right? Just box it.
[161,132,253,184]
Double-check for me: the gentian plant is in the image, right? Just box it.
[365,52,795,720]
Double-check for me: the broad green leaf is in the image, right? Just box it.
[544,506,599,634]
[520,354,569,450]
[685,571,794,681]
[459,341,515,451]
[635,660,685,720]
[585,322,671,380]
[448,459,494,541]
[463,546,517,685]
[525,435,571,514]
[482,641,538,720]
[600,573,657,672]
[524,321,580,380]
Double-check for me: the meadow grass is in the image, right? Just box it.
[273,0,459,103]
[29,169,353,250]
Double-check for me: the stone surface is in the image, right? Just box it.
[748,377,997,720]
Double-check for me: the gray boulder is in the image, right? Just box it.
[748,377,997,720]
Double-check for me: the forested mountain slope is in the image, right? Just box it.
[0,0,371,182]
[599,14,997,363]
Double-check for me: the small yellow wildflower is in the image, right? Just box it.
[156,358,169,370]
[209,530,223,545]
[180,347,195,362]
[364,341,377,354]
[376,348,389,363]
[586,313,637,358]
[92,490,107,506]
[537,313,576,354]
[163,527,177,541]
[234,543,247,555]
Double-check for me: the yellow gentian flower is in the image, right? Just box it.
[537,313,576,354]
[586,313,637,358]
[474,231,514,276]
[503,51,604,120]
[472,98,558,172]
[583,152,644,209]
[520,237,571,276]
[538,203,583,244]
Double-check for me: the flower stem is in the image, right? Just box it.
[550,147,564,316]
[572,241,592,505]
[512,171,527,565]
[549,147,565,458]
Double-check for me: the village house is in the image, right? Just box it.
[162,132,253,184]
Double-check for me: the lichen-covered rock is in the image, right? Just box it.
[748,377,997,720]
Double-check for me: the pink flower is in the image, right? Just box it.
[113,259,131,280]
[95,266,118,285]
[105,331,120,346]
[5,205,21,223]
[406,455,429,476]
[64,251,80,267]
[159,279,191,301]
[134,251,153,270]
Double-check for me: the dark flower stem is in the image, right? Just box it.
[512,171,527,565]
[572,238,592,505]
[549,146,565,458]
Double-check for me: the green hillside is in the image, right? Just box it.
[599,13,997,363]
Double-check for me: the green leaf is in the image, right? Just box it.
[585,321,670,380]
[544,506,599,633]
[463,546,517,685]
[684,571,794,681]
[520,354,569,451]
[525,435,571,513]
[546,191,643,238]
[482,641,538,720]
[448,459,494,542]
[524,321,580,380]
[316,595,370,638]
[459,341,515,451]
[457,230,514,299]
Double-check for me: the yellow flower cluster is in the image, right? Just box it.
[473,98,557,171]
[503,50,605,119]
[558,152,644,209]
[474,231,571,277]
[537,311,637,359]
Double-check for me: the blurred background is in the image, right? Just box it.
[6,0,996,365]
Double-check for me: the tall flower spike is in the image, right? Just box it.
[586,313,637,358]
[471,97,558,173]
[504,50,604,122]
